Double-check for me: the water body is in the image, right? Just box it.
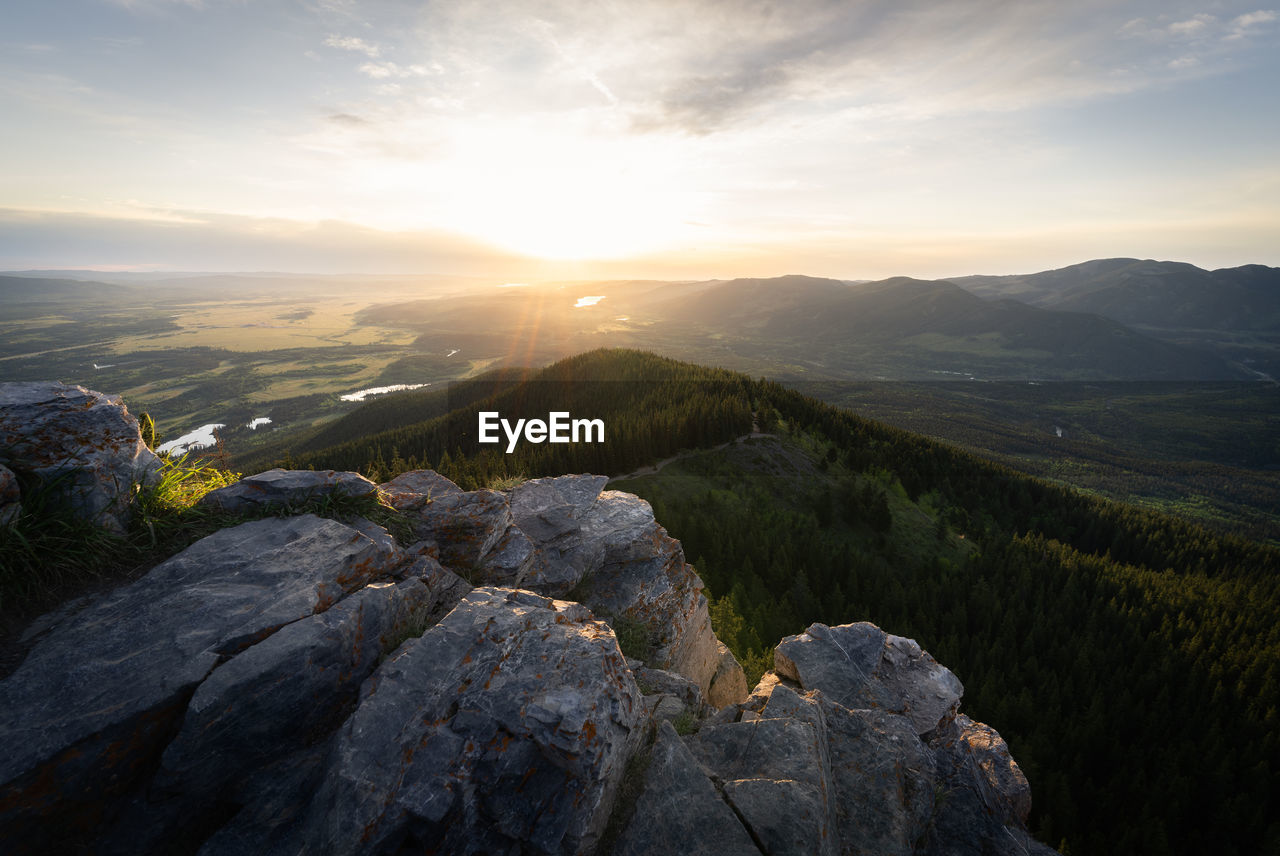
[574,296,605,308]
[158,423,224,456]
[340,383,431,402]
[447,349,460,357]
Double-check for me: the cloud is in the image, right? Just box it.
[1169,14,1217,36]
[358,61,430,80]
[326,112,367,126]
[0,207,525,274]
[1121,7,1277,43]
[1228,8,1278,37]
[324,35,380,58]
[104,0,206,11]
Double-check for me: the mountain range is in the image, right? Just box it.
[354,260,1279,381]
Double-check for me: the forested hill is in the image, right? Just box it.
[289,348,1280,855]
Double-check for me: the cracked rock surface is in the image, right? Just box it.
[0,381,161,533]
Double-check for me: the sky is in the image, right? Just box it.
[1,0,1278,279]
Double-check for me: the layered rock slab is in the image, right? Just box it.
[613,720,761,856]
[284,587,646,856]
[774,621,963,736]
[0,514,404,848]
[0,381,161,533]
[384,472,747,704]
[378,468,463,510]
[197,467,378,514]
[923,714,1058,856]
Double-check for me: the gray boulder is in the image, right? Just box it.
[923,714,1055,856]
[564,490,730,698]
[612,721,761,856]
[0,381,161,534]
[690,714,839,856]
[0,462,19,525]
[378,469,462,510]
[284,587,646,856]
[631,662,712,724]
[389,472,746,703]
[155,577,434,800]
[698,623,1048,856]
[707,641,749,709]
[402,486,534,581]
[774,622,963,736]
[820,699,937,856]
[0,514,404,848]
[197,468,378,514]
[508,474,610,591]
[510,473,609,543]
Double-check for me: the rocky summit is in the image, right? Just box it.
[0,386,1054,855]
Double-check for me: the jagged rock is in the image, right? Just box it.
[774,621,963,736]
[707,641,749,708]
[155,577,433,798]
[613,721,761,856]
[399,553,473,621]
[197,468,378,514]
[632,663,707,709]
[924,714,1057,856]
[819,699,937,856]
[705,626,1047,856]
[0,514,403,850]
[97,576,437,856]
[0,462,19,525]
[565,490,724,694]
[403,486,534,581]
[0,402,1053,856]
[378,469,462,510]
[510,473,609,543]
[283,587,645,856]
[690,715,839,856]
[391,472,734,699]
[632,663,711,724]
[508,474,611,591]
[0,381,161,534]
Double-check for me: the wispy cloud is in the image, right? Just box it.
[326,112,367,126]
[1228,8,1278,37]
[358,61,431,80]
[104,0,206,11]
[1169,14,1217,36]
[382,1,1276,137]
[324,35,380,58]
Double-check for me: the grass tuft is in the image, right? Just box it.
[485,473,528,491]
[611,615,655,662]
[1,458,413,626]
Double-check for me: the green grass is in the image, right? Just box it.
[485,473,529,491]
[0,455,413,623]
[611,615,655,662]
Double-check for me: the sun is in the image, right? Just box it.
[430,121,699,261]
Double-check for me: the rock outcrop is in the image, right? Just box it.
[0,381,162,533]
[0,441,1054,854]
[615,625,1060,856]
[382,472,744,704]
[196,467,379,514]
[280,587,645,855]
